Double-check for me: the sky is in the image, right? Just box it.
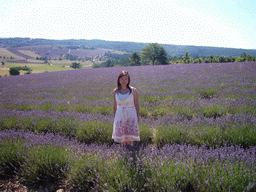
[0,0,256,49]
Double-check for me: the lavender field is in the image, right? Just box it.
[0,62,256,191]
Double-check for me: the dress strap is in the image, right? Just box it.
[131,86,134,94]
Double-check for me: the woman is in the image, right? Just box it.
[112,71,140,146]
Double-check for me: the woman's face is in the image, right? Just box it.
[119,75,129,87]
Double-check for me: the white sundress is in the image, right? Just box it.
[112,87,140,143]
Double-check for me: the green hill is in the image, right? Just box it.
[1,37,256,58]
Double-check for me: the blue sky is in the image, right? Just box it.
[1,0,256,49]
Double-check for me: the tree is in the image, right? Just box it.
[156,47,168,64]
[241,52,247,58]
[106,59,113,67]
[70,62,81,69]
[209,55,214,63]
[193,58,202,63]
[218,56,225,63]
[129,52,141,66]
[99,59,114,67]
[235,56,243,62]
[9,67,20,75]
[246,55,253,62]
[140,43,168,65]
[183,51,191,63]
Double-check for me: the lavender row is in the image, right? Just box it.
[1,108,255,129]
[1,109,255,147]
[1,96,256,108]
[1,129,255,191]
[1,97,255,119]
[1,108,255,128]
[0,63,255,123]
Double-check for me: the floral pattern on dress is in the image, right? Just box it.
[115,118,139,137]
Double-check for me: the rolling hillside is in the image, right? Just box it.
[5,45,113,60]
[1,37,256,59]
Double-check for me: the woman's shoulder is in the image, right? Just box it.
[130,86,137,90]
[130,86,138,93]
[113,88,119,94]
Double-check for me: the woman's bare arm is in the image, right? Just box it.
[113,89,118,117]
[133,88,139,122]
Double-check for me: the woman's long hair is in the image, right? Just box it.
[116,71,132,94]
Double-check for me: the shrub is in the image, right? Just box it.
[9,67,20,75]
[21,145,70,188]
[0,139,27,179]
[25,70,32,74]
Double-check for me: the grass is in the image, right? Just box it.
[0,63,72,76]
[0,60,93,76]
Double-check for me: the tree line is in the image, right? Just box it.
[92,43,256,68]
[172,52,255,64]
[93,43,168,68]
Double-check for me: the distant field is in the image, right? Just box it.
[47,59,94,67]
[0,45,105,76]
[0,48,24,60]
[18,50,41,58]
[2,45,113,59]
[0,60,93,76]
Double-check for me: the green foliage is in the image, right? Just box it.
[141,43,168,65]
[0,139,27,179]
[1,137,254,191]
[21,145,70,187]
[157,46,168,64]
[104,52,131,60]
[218,55,226,63]
[9,67,20,75]
[104,59,113,67]
[90,44,255,68]
[129,52,141,66]
[70,62,81,69]
[65,54,78,61]
[76,121,113,144]
[25,70,32,74]
[153,120,256,148]
[9,66,33,75]
[93,58,130,68]
[36,56,48,61]
[183,51,191,63]
[67,154,100,190]
[19,66,32,71]
[92,62,102,68]
[200,104,227,118]
[197,88,218,99]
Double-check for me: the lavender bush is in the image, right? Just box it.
[0,129,255,191]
